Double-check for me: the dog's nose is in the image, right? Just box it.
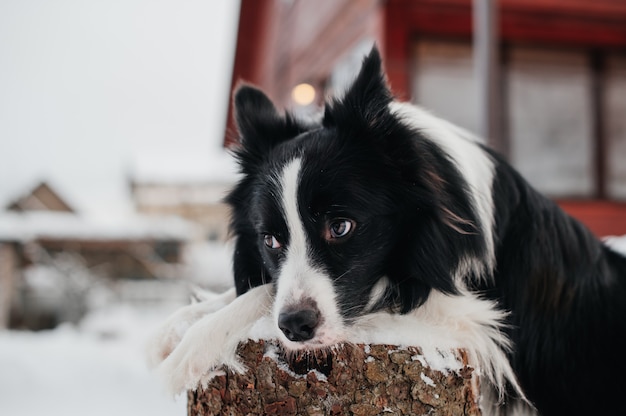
[278,309,320,342]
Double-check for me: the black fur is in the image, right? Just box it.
[226,47,626,414]
[485,148,626,414]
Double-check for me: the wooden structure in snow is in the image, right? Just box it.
[0,182,193,329]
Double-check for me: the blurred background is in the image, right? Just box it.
[1,0,625,415]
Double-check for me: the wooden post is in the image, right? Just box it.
[0,243,17,329]
[188,340,481,415]
[473,0,502,153]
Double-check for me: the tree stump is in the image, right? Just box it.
[188,340,481,415]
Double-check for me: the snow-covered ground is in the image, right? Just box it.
[0,238,236,416]
[0,239,237,416]
[0,303,189,416]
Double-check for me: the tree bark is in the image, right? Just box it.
[188,340,481,416]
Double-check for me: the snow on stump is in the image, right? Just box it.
[187,340,481,415]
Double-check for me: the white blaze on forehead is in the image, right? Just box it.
[278,158,308,263]
[273,157,344,347]
[273,157,310,305]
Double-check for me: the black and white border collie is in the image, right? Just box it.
[149,47,626,415]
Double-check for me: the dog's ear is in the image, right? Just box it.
[233,85,308,167]
[225,173,274,295]
[384,147,487,312]
[234,85,281,139]
[232,227,272,295]
[323,46,393,131]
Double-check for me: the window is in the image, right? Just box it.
[605,54,626,200]
[507,47,594,198]
[411,40,479,136]
[410,39,626,201]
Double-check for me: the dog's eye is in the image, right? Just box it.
[263,234,282,249]
[326,219,355,241]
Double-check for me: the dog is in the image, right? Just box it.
[148,47,626,415]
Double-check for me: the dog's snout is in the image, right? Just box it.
[278,308,320,342]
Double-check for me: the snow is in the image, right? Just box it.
[0,238,236,416]
[604,235,626,255]
[182,242,235,293]
[0,303,187,416]
[131,149,241,185]
[0,0,241,217]
[413,348,465,375]
[0,211,194,243]
[420,372,436,387]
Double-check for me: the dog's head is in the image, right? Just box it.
[227,47,494,349]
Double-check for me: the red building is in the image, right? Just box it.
[226,0,626,237]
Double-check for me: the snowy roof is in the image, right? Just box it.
[131,149,241,185]
[0,211,194,243]
[6,181,75,213]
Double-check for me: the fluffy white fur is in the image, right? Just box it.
[146,287,237,368]
[148,285,272,394]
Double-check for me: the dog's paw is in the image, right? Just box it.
[156,313,247,395]
[145,313,192,369]
[152,285,273,394]
[146,288,237,368]
[146,303,209,369]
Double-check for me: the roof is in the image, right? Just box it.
[0,211,194,243]
[130,149,241,186]
[6,182,75,213]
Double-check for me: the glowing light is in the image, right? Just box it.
[291,83,316,106]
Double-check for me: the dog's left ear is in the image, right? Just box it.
[234,85,283,140]
[323,46,393,130]
[233,85,309,169]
